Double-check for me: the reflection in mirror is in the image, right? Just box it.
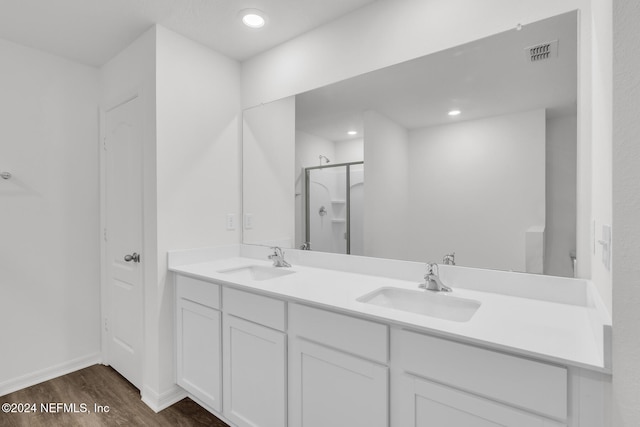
[243,97,295,247]
[242,11,578,277]
[304,161,364,255]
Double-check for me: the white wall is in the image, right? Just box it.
[157,27,241,253]
[546,114,578,277]
[0,38,101,394]
[349,165,365,256]
[612,1,640,426]
[588,0,613,312]
[363,110,409,260]
[243,97,295,247]
[335,138,364,164]
[155,26,241,402]
[406,110,546,272]
[295,131,336,169]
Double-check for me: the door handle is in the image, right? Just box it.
[124,253,141,263]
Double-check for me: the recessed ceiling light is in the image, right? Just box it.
[448,109,461,116]
[347,130,358,135]
[241,9,266,28]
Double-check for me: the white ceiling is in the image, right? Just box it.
[296,12,578,142]
[0,0,376,67]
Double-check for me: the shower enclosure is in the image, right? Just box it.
[304,161,364,255]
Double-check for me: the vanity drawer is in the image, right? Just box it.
[223,287,286,331]
[393,329,567,420]
[289,303,388,364]
[176,275,220,309]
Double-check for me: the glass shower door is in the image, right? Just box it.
[306,165,348,254]
[305,161,364,255]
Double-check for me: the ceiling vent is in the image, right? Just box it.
[525,40,558,62]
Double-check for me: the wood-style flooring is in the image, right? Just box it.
[0,364,229,427]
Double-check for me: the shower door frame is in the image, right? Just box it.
[304,161,364,254]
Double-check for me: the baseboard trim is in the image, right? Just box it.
[0,352,102,397]
[141,384,187,413]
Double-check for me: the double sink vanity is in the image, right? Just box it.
[219,262,479,323]
[169,244,611,427]
[166,10,608,427]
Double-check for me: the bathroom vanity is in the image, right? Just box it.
[169,245,611,427]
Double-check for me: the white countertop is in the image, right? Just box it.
[169,247,611,373]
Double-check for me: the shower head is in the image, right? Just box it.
[319,155,331,164]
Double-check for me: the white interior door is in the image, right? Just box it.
[104,96,144,390]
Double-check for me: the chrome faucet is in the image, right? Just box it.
[419,263,452,292]
[442,252,456,265]
[300,242,311,250]
[268,247,291,268]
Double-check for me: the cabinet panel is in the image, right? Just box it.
[223,315,287,427]
[177,274,220,309]
[396,374,566,427]
[289,303,388,363]
[176,298,222,412]
[393,329,567,420]
[290,338,388,427]
[223,287,286,331]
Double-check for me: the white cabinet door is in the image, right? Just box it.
[176,298,222,412]
[223,314,287,427]
[290,338,388,427]
[393,329,567,420]
[395,374,565,427]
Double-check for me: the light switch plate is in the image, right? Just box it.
[226,213,236,230]
[599,224,612,270]
[244,213,253,230]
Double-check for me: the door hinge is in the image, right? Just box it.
[104,318,108,332]
[103,136,107,151]
[103,228,107,242]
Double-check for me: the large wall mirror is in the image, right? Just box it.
[242,11,578,277]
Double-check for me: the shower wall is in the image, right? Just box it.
[307,167,347,254]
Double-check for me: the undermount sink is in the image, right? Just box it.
[357,287,481,322]
[218,265,295,281]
